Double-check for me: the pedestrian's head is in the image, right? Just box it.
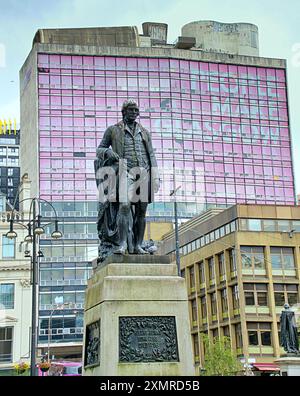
[122,100,139,121]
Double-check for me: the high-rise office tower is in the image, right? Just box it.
[20,21,296,358]
[0,128,20,209]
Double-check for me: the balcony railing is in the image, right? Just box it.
[40,279,88,286]
[39,327,84,336]
[39,303,84,311]
[40,233,98,240]
[42,211,97,218]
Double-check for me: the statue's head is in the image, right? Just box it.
[121,100,139,122]
[284,303,290,310]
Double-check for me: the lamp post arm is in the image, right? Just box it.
[8,221,29,230]
[9,197,38,223]
[35,198,59,220]
[9,197,59,222]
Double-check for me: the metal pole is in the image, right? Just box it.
[47,311,52,362]
[174,198,181,276]
[30,200,37,376]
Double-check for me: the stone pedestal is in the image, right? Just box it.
[83,255,195,376]
[275,355,300,376]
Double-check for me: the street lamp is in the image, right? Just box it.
[170,186,181,276]
[5,197,63,376]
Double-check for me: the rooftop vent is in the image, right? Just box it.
[174,36,196,49]
[142,22,168,45]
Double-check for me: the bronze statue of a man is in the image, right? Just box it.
[280,303,299,354]
[95,100,160,261]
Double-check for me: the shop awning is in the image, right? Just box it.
[252,363,280,372]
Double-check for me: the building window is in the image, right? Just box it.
[0,195,5,212]
[247,322,272,346]
[210,292,217,316]
[2,236,15,258]
[208,257,215,282]
[212,328,219,339]
[0,327,13,363]
[200,296,207,318]
[262,219,276,232]
[198,261,205,286]
[181,269,185,278]
[221,288,228,312]
[232,285,239,309]
[189,265,195,290]
[241,246,265,270]
[223,325,230,339]
[270,247,295,270]
[248,219,262,231]
[235,323,243,349]
[229,249,236,273]
[274,284,298,306]
[193,334,200,360]
[243,283,268,306]
[191,299,197,323]
[218,252,225,278]
[0,284,14,309]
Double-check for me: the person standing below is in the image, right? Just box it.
[95,100,160,258]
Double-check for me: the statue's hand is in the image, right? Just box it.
[106,149,119,162]
[153,178,160,193]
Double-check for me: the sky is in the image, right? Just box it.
[0,0,299,196]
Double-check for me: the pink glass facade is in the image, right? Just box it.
[37,54,295,218]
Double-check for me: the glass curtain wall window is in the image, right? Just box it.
[0,284,14,309]
[38,54,295,208]
[241,246,265,270]
[274,284,298,306]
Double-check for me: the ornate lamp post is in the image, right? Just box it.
[5,197,62,376]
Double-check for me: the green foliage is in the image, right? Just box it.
[200,334,242,376]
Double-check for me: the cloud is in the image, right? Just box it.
[0,97,20,121]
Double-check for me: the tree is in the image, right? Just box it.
[201,334,242,376]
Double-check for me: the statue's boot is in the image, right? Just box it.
[115,211,128,255]
[134,215,149,254]
[134,245,149,254]
[114,243,127,255]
